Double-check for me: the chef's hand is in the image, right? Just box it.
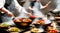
[28,13,32,16]
[27,13,39,18]
[7,12,14,17]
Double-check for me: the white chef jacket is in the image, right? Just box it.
[8,0,29,18]
[32,2,44,17]
[0,0,5,8]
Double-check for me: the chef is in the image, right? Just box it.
[28,0,52,32]
[28,0,52,24]
[2,0,32,25]
[0,0,13,23]
[0,0,14,33]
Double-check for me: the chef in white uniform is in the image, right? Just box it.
[28,0,52,32]
[0,0,13,23]
[2,0,31,25]
[28,0,52,24]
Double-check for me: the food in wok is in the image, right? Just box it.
[13,18,32,27]
[23,18,32,22]
[31,28,39,33]
[29,15,37,18]
[34,20,45,25]
[0,23,10,29]
[47,26,58,33]
[13,18,32,22]
[13,18,23,22]
[47,22,58,33]
[8,27,20,32]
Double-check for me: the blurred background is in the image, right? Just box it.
[17,0,60,14]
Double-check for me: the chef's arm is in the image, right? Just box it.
[24,10,32,16]
[0,7,9,13]
[23,8,32,16]
[24,12,32,16]
[40,1,51,9]
[28,6,33,11]
[0,7,14,17]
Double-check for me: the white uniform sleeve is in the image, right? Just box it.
[0,0,5,8]
[14,0,28,14]
[14,0,22,11]
[22,7,28,14]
